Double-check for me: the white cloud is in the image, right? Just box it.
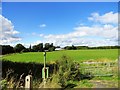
[39,34,44,37]
[74,24,118,40]
[32,37,117,47]
[0,15,21,44]
[17,12,118,47]
[39,24,46,28]
[31,32,37,36]
[33,12,118,47]
[32,24,117,47]
[88,12,118,24]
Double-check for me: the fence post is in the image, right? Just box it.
[25,75,32,90]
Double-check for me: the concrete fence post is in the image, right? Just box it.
[25,75,32,90]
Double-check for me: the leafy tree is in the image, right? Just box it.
[32,43,43,52]
[21,48,29,52]
[14,44,26,53]
[44,43,50,50]
[29,44,32,52]
[2,45,14,55]
[64,46,72,50]
[32,45,37,52]
[48,46,55,51]
[72,45,77,50]
[50,43,53,47]
[38,43,43,52]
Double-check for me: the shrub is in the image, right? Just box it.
[52,55,93,88]
[55,56,81,88]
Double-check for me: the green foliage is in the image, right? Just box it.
[0,79,7,90]
[74,80,93,88]
[48,46,55,52]
[14,44,26,53]
[21,48,29,52]
[44,43,55,51]
[54,55,92,88]
[64,45,120,50]
[64,45,77,50]
[1,45,14,55]
[32,43,43,52]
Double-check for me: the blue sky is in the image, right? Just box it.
[1,2,118,47]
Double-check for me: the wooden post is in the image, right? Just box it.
[43,51,46,88]
[43,51,46,80]
[25,75,32,90]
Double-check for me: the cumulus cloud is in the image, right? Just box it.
[39,24,46,28]
[74,24,118,40]
[0,15,21,44]
[37,24,117,47]
[32,37,117,47]
[33,12,118,47]
[88,12,118,24]
[24,12,118,47]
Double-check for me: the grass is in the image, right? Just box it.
[2,49,118,63]
[1,49,118,88]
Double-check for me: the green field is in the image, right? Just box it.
[2,49,118,63]
[1,49,118,88]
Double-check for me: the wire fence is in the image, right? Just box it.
[79,61,118,77]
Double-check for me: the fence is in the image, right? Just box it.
[79,61,118,77]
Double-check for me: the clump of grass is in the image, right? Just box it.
[76,80,93,88]
[1,69,25,89]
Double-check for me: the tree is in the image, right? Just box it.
[21,48,29,52]
[48,46,55,51]
[72,45,77,50]
[32,43,43,52]
[38,43,43,52]
[29,44,32,52]
[2,45,14,55]
[14,44,26,53]
[64,46,72,50]
[44,43,50,50]
[32,45,38,52]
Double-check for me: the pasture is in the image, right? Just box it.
[1,49,118,88]
[2,49,118,63]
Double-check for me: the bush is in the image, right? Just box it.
[52,55,93,88]
[54,56,81,88]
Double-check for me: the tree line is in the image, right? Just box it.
[1,43,120,55]
[64,45,120,50]
[1,43,58,55]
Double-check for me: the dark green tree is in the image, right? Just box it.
[2,45,14,54]
[44,43,50,50]
[32,45,38,52]
[32,43,43,52]
[29,44,32,52]
[38,43,43,52]
[14,44,26,53]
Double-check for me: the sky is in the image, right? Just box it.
[1,2,118,47]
